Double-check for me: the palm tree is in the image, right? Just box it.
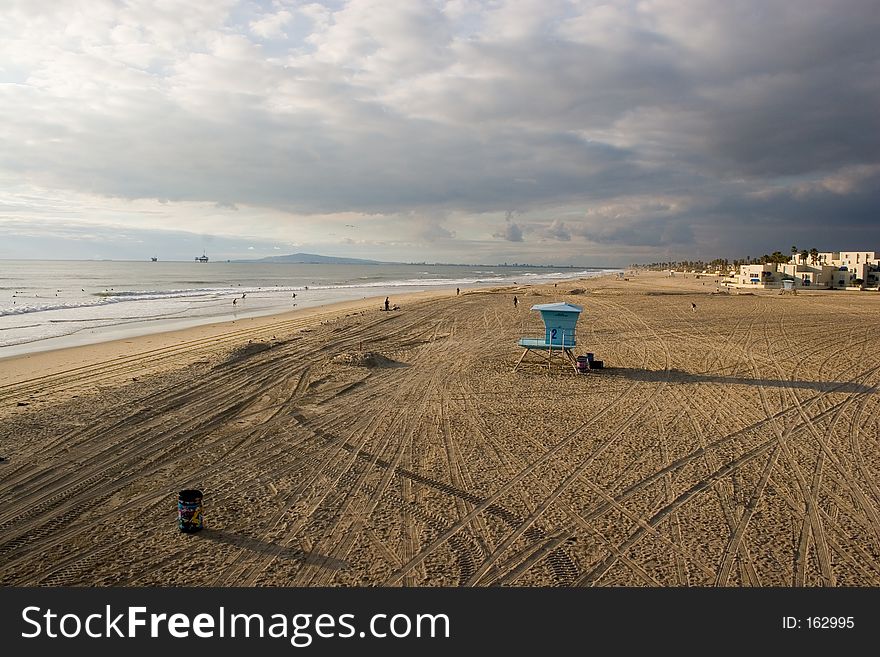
[791,245,798,262]
[800,249,809,265]
[809,248,819,266]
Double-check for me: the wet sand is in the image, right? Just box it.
[1,272,879,586]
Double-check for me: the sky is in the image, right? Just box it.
[1,0,878,266]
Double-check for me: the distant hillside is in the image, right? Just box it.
[238,253,387,265]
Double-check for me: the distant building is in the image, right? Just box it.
[736,263,778,287]
[731,250,878,290]
[777,262,833,288]
[815,251,879,288]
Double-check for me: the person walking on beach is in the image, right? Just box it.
[691,302,696,312]
[233,298,237,306]
[513,296,518,308]
[456,288,460,295]
[384,297,390,311]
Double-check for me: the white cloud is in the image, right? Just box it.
[250,9,294,40]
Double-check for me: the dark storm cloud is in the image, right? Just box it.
[697,168,880,256]
[647,1,880,179]
[711,170,880,227]
[543,220,571,242]
[572,217,695,248]
[697,69,880,177]
[494,211,524,242]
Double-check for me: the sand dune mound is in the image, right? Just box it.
[220,341,274,366]
[218,339,292,367]
[331,351,401,368]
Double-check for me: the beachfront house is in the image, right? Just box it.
[835,251,879,288]
[813,251,879,289]
[733,249,879,290]
[836,251,877,266]
[737,264,779,287]
[777,262,834,288]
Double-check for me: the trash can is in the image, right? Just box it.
[178,489,204,533]
[576,356,590,373]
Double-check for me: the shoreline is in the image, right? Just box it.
[0,287,463,389]
[0,285,464,361]
[0,269,786,392]
[0,270,620,391]
[0,269,618,362]
[0,261,615,360]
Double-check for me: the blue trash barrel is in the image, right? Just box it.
[178,489,204,532]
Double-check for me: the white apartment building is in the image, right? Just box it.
[732,249,879,290]
[736,264,778,287]
[777,263,832,288]
[838,251,877,265]
[817,251,880,288]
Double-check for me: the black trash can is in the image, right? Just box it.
[576,356,590,373]
[178,489,204,533]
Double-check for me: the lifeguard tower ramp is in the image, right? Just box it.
[513,302,583,373]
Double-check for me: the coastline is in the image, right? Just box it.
[0,287,461,390]
[2,270,879,586]
[0,270,620,391]
[0,259,611,358]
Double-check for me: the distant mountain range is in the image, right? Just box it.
[232,252,584,268]
[236,252,387,265]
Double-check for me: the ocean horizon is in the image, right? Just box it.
[0,260,614,356]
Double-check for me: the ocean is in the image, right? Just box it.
[0,260,612,356]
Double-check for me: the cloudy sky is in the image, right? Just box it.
[1,0,878,265]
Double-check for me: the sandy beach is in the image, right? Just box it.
[1,272,879,586]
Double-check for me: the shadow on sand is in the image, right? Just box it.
[196,528,348,571]
[602,367,876,394]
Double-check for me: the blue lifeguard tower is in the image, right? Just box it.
[513,302,583,372]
